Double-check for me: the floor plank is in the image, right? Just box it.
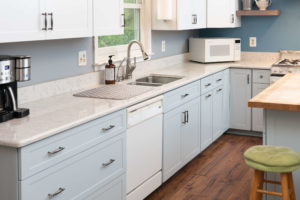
[145,134,262,200]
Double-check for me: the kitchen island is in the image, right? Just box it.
[249,73,300,200]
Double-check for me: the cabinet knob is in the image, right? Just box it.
[260,75,264,79]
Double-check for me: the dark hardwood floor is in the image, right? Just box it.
[145,134,262,200]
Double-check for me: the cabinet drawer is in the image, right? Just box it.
[253,70,270,84]
[213,71,224,88]
[164,80,200,112]
[19,110,126,180]
[20,135,125,200]
[200,75,214,95]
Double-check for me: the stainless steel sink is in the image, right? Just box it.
[128,75,183,87]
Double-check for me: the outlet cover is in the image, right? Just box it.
[249,37,257,47]
[78,51,87,66]
[162,40,166,52]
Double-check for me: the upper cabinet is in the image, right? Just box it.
[152,0,207,30]
[93,0,124,36]
[207,0,241,28]
[0,0,92,43]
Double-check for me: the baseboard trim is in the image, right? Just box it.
[226,129,263,138]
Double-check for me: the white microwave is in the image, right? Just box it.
[189,38,241,63]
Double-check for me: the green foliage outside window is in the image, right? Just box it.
[98,8,140,48]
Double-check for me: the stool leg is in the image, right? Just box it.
[250,170,264,200]
[288,173,296,200]
[281,173,290,200]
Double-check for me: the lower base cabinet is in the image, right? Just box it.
[213,85,225,141]
[201,91,213,151]
[163,97,200,182]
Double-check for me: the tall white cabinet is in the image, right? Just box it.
[93,0,124,36]
[207,0,241,28]
[0,0,92,43]
[152,0,207,30]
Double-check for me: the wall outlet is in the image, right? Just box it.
[78,51,87,66]
[249,37,257,47]
[161,40,166,52]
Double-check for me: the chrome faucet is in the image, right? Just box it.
[124,40,149,79]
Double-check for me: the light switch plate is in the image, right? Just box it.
[162,40,166,52]
[249,37,257,47]
[78,51,87,66]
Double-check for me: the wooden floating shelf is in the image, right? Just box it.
[236,10,281,17]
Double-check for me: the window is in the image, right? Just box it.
[94,0,152,66]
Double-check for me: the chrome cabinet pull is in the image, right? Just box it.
[247,74,250,84]
[216,79,222,82]
[102,125,115,132]
[42,13,47,31]
[48,187,65,199]
[192,14,197,24]
[48,147,65,155]
[231,14,235,23]
[121,14,125,27]
[206,94,212,98]
[181,93,189,98]
[102,159,115,167]
[186,111,189,123]
[205,83,211,87]
[217,88,223,92]
[48,13,54,30]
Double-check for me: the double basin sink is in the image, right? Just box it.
[128,75,183,87]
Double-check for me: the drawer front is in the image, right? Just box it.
[20,135,125,200]
[200,75,214,95]
[213,71,224,88]
[164,80,200,113]
[19,110,126,180]
[253,70,270,84]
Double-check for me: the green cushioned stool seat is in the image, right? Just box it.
[244,145,300,173]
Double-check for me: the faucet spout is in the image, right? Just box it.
[125,40,149,79]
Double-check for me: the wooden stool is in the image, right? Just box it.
[250,170,295,200]
[244,145,300,200]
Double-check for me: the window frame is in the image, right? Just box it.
[94,0,152,67]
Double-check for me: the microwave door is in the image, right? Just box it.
[205,41,234,62]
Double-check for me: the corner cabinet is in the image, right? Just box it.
[207,0,241,28]
[93,0,124,36]
[152,0,206,30]
[0,0,93,43]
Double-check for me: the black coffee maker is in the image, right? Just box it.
[0,56,31,123]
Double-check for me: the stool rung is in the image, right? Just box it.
[257,189,283,197]
[263,179,281,185]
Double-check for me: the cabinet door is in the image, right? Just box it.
[163,106,183,182]
[93,0,124,36]
[213,86,224,141]
[182,98,200,165]
[177,0,206,29]
[201,92,213,151]
[46,0,92,40]
[207,0,240,28]
[0,0,46,43]
[222,69,230,132]
[230,69,252,130]
[252,83,269,132]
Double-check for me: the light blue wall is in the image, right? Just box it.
[199,0,300,52]
[0,30,198,86]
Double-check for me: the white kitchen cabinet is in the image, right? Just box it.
[45,0,92,40]
[222,69,230,133]
[230,69,252,130]
[152,0,206,30]
[201,92,213,151]
[93,0,124,36]
[213,86,224,141]
[0,0,46,43]
[207,0,241,28]
[252,83,269,132]
[163,97,200,182]
[0,0,92,43]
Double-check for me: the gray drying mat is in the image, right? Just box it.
[74,84,154,100]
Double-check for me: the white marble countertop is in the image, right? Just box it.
[0,60,274,148]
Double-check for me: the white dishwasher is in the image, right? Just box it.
[126,96,163,200]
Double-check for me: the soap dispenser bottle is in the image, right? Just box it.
[105,55,116,85]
